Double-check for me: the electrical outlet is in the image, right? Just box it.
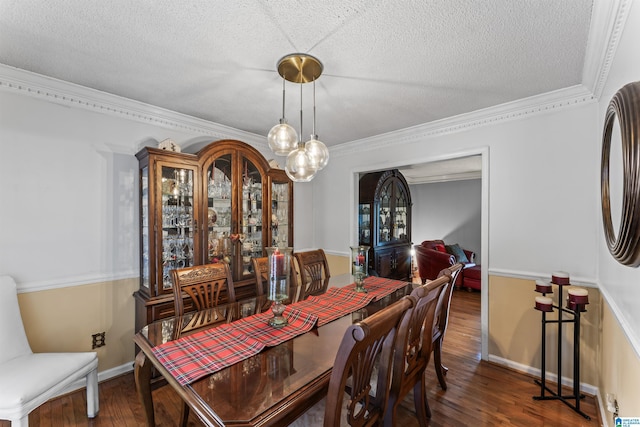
[606,393,619,417]
[92,332,106,349]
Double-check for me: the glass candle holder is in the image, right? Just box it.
[350,245,370,293]
[266,247,292,328]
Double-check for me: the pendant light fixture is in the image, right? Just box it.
[304,79,329,171]
[267,77,298,155]
[268,53,329,182]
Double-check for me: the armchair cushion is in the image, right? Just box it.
[445,244,469,264]
[433,244,446,253]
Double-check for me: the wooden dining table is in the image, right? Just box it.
[133,273,414,427]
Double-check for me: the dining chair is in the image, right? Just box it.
[432,263,464,390]
[294,249,331,299]
[291,296,414,427]
[171,262,236,318]
[0,275,99,427]
[170,262,236,426]
[384,273,450,427]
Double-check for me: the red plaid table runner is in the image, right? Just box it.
[151,324,265,386]
[346,276,410,301]
[294,287,375,326]
[230,307,318,347]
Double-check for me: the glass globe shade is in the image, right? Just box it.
[285,145,317,182]
[305,135,329,171]
[268,120,298,156]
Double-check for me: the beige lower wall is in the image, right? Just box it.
[600,300,640,420]
[17,277,138,372]
[488,275,600,387]
[325,253,351,276]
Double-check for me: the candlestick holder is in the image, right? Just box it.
[266,247,292,328]
[532,271,591,420]
[350,245,370,293]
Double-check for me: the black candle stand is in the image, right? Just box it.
[533,274,591,420]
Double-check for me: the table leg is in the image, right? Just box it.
[135,351,155,427]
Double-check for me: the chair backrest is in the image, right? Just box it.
[294,249,331,283]
[0,275,33,363]
[171,263,236,318]
[252,256,299,298]
[388,274,450,410]
[323,296,414,427]
[433,263,463,343]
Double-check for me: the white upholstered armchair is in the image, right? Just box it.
[0,275,99,426]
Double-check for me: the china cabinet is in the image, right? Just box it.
[358,169,412,280]
[135,140,293,330]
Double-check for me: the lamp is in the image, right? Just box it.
[267,77,298,155]
[268,53,329,182]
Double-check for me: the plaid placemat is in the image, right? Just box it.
[293,287,375,326]
[151,324,265,386]
[345,276,410,301]
[230,307,318,347]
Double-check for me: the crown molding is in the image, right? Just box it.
[582,0,633,99]
[0,63,268,151]
[331,84,596,158]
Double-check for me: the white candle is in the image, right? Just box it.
[535,279,553,294]
[551,271,570,285]
[535,296,553,312]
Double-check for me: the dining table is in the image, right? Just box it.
[133,273,415,427]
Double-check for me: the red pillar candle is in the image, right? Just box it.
[535,280,553,294]
[270,248,285,277]
[356,253,365,266]
[551,271,570,285]
[535,296,554,312]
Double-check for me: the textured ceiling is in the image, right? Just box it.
[0,0,593,147]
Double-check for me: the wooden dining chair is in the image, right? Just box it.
[294,249,331,299]
[291,296,414,427]
[432,263,464,390]
[384,273,450,427]
[170,262,236,426]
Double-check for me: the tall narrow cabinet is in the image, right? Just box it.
[358,169,412,280]
[135,140,293,330]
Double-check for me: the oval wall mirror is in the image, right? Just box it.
[601,81,640,266]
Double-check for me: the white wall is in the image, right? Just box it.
[316,101,599,281]
[0,84,270,290]
[596,0,640,356]
[410,179,482,261]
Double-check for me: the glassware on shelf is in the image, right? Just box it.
[266,247,293,328]
[350,245,370,293]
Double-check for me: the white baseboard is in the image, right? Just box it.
[487,354,598,398]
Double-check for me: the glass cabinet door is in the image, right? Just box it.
[392,180,409,241]
[359,203,371,245]
[271,181,290,247]
[141,166,150,291]
[205,154,233,266]
[378,181,392,243]
[159,164,196,291]
[240,158,264,277]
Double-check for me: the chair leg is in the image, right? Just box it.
[180,402,190,427]
[86,368,99,418]
[412,377,431,427]
[433,338,449,390]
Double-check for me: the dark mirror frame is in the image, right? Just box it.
[601,81,640,267]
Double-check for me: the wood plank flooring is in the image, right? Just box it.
[1,289,601,426]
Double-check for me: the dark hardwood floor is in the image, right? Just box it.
[1,289,601,426]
